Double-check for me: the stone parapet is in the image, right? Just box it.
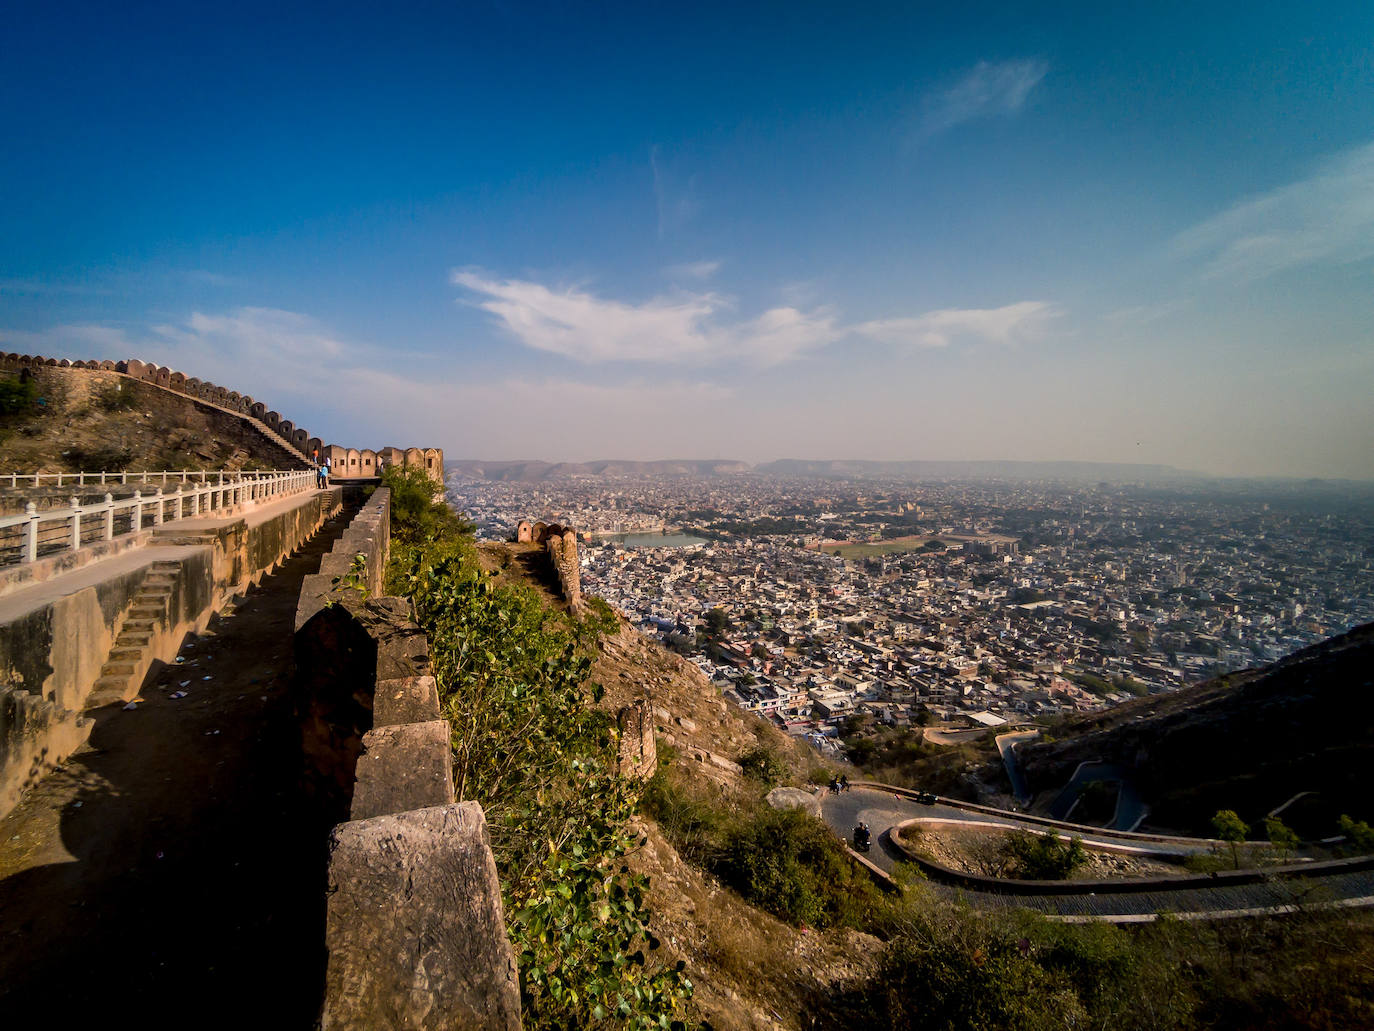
[322,804,521,1030]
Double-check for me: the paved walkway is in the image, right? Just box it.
[0,503,354,1023]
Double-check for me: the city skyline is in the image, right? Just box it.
[2,2,1372,479]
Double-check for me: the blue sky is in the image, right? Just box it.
[2,1,1372,477]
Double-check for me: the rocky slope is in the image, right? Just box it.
[1015,621,1374,836]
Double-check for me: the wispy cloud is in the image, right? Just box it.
[1172,141,1374,282]
[453,269,1055,365]
[650,146,700,239]
[663,260,721,281]
[917,58,1048,139]
[854,301,1059,349]
[453,268,835,365]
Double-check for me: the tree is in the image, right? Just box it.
[1264,815,1299,861]
[703,607,730,635]
[1211,809,1249,869]
[1338,814,1374,854]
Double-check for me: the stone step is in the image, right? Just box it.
[87,677,130,708]
[108,647,144,662]
[122,617,156,632]
[115,631,151,647]
[100,660,137,677]
[143,573,178,585]
[127,606,164,620]
[151,561,182,571]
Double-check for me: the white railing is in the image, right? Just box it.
[0,469,306,489]
[0,469,319,567]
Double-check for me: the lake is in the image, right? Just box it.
[595,532,710,549]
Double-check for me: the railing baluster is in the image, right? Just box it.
[24,502,39,562]
[132,490,142,530]
[70,495,81,551]
[153,487,164,525]
[104,494,115,540]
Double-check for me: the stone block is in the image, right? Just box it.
[374,675,441,727]
[350,720,455,821]
[323,803,521,1030]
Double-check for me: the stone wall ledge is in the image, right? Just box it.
[322,803,521,1031]
[349,719,456,822]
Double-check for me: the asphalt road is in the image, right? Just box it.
[818,788,1374,919]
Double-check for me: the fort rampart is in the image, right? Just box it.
[515,520,582,609]
[292,490,521,1028]
[0,486,343,820]
[1,352,316,465]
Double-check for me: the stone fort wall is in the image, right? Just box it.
[320,444,444,489]
[1,354,446,486]
[515,520,582,609]
[2,352,317,463]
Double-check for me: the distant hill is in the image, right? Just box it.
[445,459,752,481]
[1016,621,1374,836]
[445,457,1197,483]
[756,458,1199,482]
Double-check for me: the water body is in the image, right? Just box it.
[596,531,710,548]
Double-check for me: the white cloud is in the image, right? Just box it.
[918,58,1048,138]
[454,269,1057,365]
[452,269,841,365]
[854,301,1059,349]
[1173,141,1374,281]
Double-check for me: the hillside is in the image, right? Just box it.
[0,364,305,474]
[447,459,752,481]
[1014,620,1374,836]
[473,539,879,1030]
[444,457,1195,483]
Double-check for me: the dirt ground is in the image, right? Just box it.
[900,820,1186,880]
[0,506,357,1025]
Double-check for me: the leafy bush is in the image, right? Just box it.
[0,375,36,415]
[391,526,692,1028]
[715,804,883,929]
[1000,831,1087,880]
[737,744,788,787]
[95,381,137,412]
[1339,813,1374,854]
[380,465,472,546]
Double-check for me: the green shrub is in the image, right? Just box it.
[737,744,788,787]
[0,375,37,415]
[1000,830,1087,880]
[95,381,137,412]
[392,528,692,1028]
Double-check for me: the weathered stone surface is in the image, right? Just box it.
[373,675,440,727]
[766,787,823,818]
[616,699,657,781]
[323,803,521,1030]
[350,720,455,821]
[676,715,698,733]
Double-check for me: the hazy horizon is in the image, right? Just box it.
[2,3,1372,479]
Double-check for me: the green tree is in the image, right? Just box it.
[702,607,730,636]
[381,465,471,545]
[1264,815,1300,861]
[1211,809,1249,869]
[1338,814,1374,854]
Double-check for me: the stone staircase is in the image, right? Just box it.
[86,560,181,708]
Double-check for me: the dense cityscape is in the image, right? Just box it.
[451,471,1374,751]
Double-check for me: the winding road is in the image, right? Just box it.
[819,787,1374,921]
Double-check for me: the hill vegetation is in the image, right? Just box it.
[386,476,1374,1029]
[1015,621,1374,836]
[0,367,295,473]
